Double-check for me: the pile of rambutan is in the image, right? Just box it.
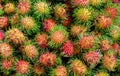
[0,0,120,76]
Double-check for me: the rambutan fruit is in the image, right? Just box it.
[90,0,102,6]
[10,14,19,25]
[53,66,67,76]
[79,35,95,49]
[71,60,87,75]
[83,51,101,68]
[95,71,109,76]
[21,16,39,34]
[0,30,4,40]
[73,7,92,22]
[33,65,44,75]
[4,3,15,14]
[71,25,87,36]
[49,25,68,48]
[23,44,38,59]
[112,43,119,54]
[43,18,56,32]
[0,4,3,9]
[17,0,31,14]
[102,52,116,71]
[39,52,56,67]
[36,33,48,48]
[95,15,112,29]
[16,60,30,74]
[34,1,51,19]
[72,0,89,7]
[62,18,72,26]
[0,42,12,58]
[61,40,74,56]
[112,0,120,3]
[105,7,117,19]
[0,17,8,29]
[6,28,25,44]
[54,4,68,19]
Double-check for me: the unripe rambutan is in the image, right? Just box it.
[79,35,94,49]
[54,4,68,19]
[71,60,87,75]
[72,0,89,6]
[95,71,109,76]
[90,0,102,6]
[24,44,38,59]
[33,65,44,75]
[95,15,112,29]
[16,60,30,74]
[71,25,87,36]
[17,0,31,14]
[0,17,8,29]
[7,28,25,44]
[74,8,92,22]
[0,42,12,58]
[36,33,48,48]
[54,66,67,76]
[43,18,56,32]
[0,30,4,40]
[4,3,15,14]
[10,14,19,25]
[103,53,116,71]
[62,41,74,56]
[2,58,14,70]
[112,43,119,54]
[83,51,101,66]
[39,52,56,67]
[100,40,111,51]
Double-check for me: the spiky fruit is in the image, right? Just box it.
[62,41,74,56]
[36,33,48,48]
[54,66,67,76]
[16,60,29,74]
[0,4,3,9]
[95,71,109,76]
[2,58,14,70]
[10,14,19,25]
[33,65,44,75]
[7,28,25,44]
[106,7,117,19]
[79,35,94,49]
[24,44,38,59]
[4,3,15,14]
[0,42,12,58]
[71,25,87,36]
[54,4,68,19]
[74,8,92,22]
[112,43,119,54]
[103,53,116,71]
[0,17,8,29]
[95,15,112,29]
[62,18,72,26]
[83,51,101,67]
[43,18,56,32]
[100,40,111,51]
[90,0,102,6]
[0,30,4,40]
[72,0,89,6]
[39,52,56,67]
[17,0,31,14]
[112,0,120,3]
[71,60,87,75]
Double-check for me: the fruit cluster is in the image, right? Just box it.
[0,0,120,76]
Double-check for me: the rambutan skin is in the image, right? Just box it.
[33,65,44,75]
[0,17,8,29]
[62,41,74,56]
[54,66,67,76]
[112,43,119,54]
[72,0,89,6]
[0,42,12,58]
[90,0,102,6]
[10,14,19,25]
[39,52,56,67]
[100,40,111,51]
[16,60,30,74]
[95,71,109,76]
[79,36,94,49]
[106,7,117,19]
[43,18,56,32]
[17,0,31,14]
[4,3,15,14]
[0,30,4,40]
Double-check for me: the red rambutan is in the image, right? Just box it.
[100,40,111,51]
[72,0,89,6]
[106,7,117,19]
[0,30,4,40]
[54,66,67,76]
[0,17,8,29]
[112,43,119,54]
[33,65,44,75]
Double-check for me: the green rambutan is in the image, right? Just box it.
[95,71,109,76]
[6,28,25,44]
[53,65,67,76]
[39,52,56,67]
[16,60,30,74]
[71,60,87,76]
[73,7,92,22]
[72,0,89,7]
[90,0,102,6]
[0,42,12,58]
[0,16,8,29]
[17,0,31,14]
[10,14,19,25]
[33,65,44,75]
[4,3,15,14]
